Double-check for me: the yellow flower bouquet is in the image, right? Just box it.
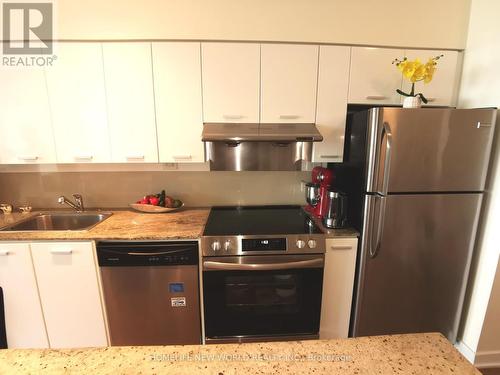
[392,55,443,104]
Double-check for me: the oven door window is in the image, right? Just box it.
[203,268,323,338]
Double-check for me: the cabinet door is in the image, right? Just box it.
[103,43,158,163]
[0,69,56,164]
[401,50,459,107]
[261,44,319,123]
[0,242,48,348]
[349,47,403,105]
[46,43,110,163]
[320,237,358,339]
[153,42,204,163]
[314,46,351,163]
[30,242,107,348]
[202,43,260,123]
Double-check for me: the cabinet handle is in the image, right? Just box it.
[0,250,10,256]
[330,245,352,250]
[18,155,39,161]
[366,95,387,100]
[50,249,73,255]
[477,122,492,128]
[279,115,301,120]
[172,155,192,160]
[74,155,93,161]
[222,115,244,120]
[320,155,341,159]
[126,155,145,161]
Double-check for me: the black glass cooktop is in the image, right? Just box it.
[203,205,323,236]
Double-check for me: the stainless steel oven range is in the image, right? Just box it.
[201,205,326,344]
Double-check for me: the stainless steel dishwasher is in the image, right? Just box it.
[96,241,201,346]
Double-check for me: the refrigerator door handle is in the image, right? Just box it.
[380,122,393,195]
[369,195,387,259]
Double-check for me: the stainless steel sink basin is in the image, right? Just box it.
[0,212,112,231]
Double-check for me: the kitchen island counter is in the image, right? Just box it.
[0,333,478,374]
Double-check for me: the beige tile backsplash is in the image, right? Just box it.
[0,171,309,209]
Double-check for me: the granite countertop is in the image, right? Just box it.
[0,208,210,241]
[0,333,479,374]
[310,215,360,238]
[0,207,358,241]
[318,224,359,238]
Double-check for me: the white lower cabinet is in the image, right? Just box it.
[30,241,107,348]
[0,242,49,348]
[320,237,358,339]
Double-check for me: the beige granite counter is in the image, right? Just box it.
[321,226,360,238]
[0,207,358,241]
[0,209,210,241]
[310,215,360,238]
[0,333,478,374]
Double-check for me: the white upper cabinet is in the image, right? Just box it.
[349,47,404,105]
[45,43,111,163]
[0,242,49,348]
[0,69,56,164]
[30,241,108,348]
[202,43,260,123]
[260,44,319,123]
[401,49,459,107]
[102,43,158,163]
[314,46,351,163]
[152,42,204,163]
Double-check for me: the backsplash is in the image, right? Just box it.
[0,171,309,209]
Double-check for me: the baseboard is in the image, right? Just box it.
[455,340,476,364]
[475,350,500,368]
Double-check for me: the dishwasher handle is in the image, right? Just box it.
[96,241,199,267]
[126,249,190,256]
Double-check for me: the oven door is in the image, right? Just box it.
[202,254,324,343]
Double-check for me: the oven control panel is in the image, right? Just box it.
[201,235,326,257]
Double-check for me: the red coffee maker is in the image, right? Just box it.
[304,166,334,218]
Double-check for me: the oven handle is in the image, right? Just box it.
[203,257,324,271]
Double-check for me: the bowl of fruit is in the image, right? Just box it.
[130,190,184,213]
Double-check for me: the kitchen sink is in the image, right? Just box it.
[0,212,112,231]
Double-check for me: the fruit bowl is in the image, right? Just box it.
[129,202,184,213]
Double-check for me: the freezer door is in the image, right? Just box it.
[353,193,482,342]
[367,108,496,193]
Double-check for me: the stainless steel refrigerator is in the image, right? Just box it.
[332,107,497,342]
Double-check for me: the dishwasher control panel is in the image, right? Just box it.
[96,241,199,267]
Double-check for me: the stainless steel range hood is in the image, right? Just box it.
[202,123,323,171]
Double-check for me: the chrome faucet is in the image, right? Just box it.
[58,194,84,212]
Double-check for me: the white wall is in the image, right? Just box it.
[54,0,471,49]
[457,0,500,367]
[476,261,500,366]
